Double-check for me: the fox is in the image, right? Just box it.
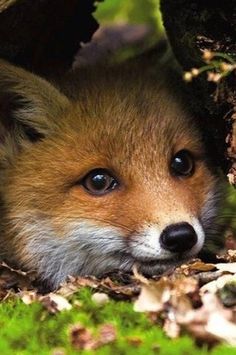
[0,55,220,289]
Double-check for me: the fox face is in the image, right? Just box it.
[0,59,219,288]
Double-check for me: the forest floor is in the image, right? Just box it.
[0,252,236,355]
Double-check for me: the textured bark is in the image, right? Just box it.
[0,0,99,77]
[161,0,236,181]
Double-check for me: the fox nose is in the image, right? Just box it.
[160,222,197,253]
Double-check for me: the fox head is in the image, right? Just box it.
[0,59,219,288]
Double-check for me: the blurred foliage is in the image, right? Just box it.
[0,289,236,354]
[224,186,236,230]
[95,0,164,35]
[94,0,165,62]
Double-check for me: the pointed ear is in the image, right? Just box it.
[0,59,70,143]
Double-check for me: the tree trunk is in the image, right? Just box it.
[0,0,99,77]
[161,0,236,183]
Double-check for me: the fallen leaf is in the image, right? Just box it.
[70,324,99,350]
[174,276,198,294]
[201,274,236,294]
[180,293,234,345]
[217,249,236,262]
[56,278,80,298]
[0,261,36,300]
[172,294,194,323]
[215,262,236,274]
[69,323,116,351]
[41,294,72,313]
[57,274,139,300]
[177,260,215,275]
[20,290,38,305]
[134,278,171,312]
[65,276,100,290]
[194,270,224,286]
[206,312,236,345]
[98,323,117,344]
[228,249,236,260]
[163,317,180,338]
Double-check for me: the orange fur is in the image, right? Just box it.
[0,58,219,288]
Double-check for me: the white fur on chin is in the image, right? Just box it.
[11,215,206,288]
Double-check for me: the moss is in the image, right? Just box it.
[0,288,234,354]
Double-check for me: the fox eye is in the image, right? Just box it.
[170,149,194,177]
[81,169,118,195]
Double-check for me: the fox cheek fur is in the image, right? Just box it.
[0,59,220,289]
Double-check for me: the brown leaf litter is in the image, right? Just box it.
[70,323,117,350]
[133,254,236,346]
[1,251,236,348]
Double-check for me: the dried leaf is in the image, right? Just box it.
[0,261,36,300]
[98,323,117,344]
[201,274,236,294]
[174,276,198,294]
[70,323,116,350]
[206,312,236,346]
[134,278,171,312]
[164,318,180,338]
[20,290,38,305]
[66,276,100,289]
[215,262,236,273]
[41,294,72,313]
[180,293,234,345]
[70,324,99,350]
[172,294,194,323]
[57,274,139,300]
[194,270,224,286]
[178,260,215,275]
[217,249,236,262]
[56,278,80,298]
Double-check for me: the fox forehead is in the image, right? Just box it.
[38,68,204,176]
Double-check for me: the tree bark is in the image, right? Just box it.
[0,0,99,77]
[161,0,236,182]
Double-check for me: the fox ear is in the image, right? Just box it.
[0,60,70,143]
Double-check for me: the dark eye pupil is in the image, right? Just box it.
[171,150,194,176]
[174,156,189,172]
[82,169,118,195]
[91,174,108,190]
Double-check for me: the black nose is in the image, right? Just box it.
[160,222,197,253]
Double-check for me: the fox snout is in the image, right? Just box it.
[127,217,205,268]
[160,222,197,253]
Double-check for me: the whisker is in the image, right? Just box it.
[10,213,134,234]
